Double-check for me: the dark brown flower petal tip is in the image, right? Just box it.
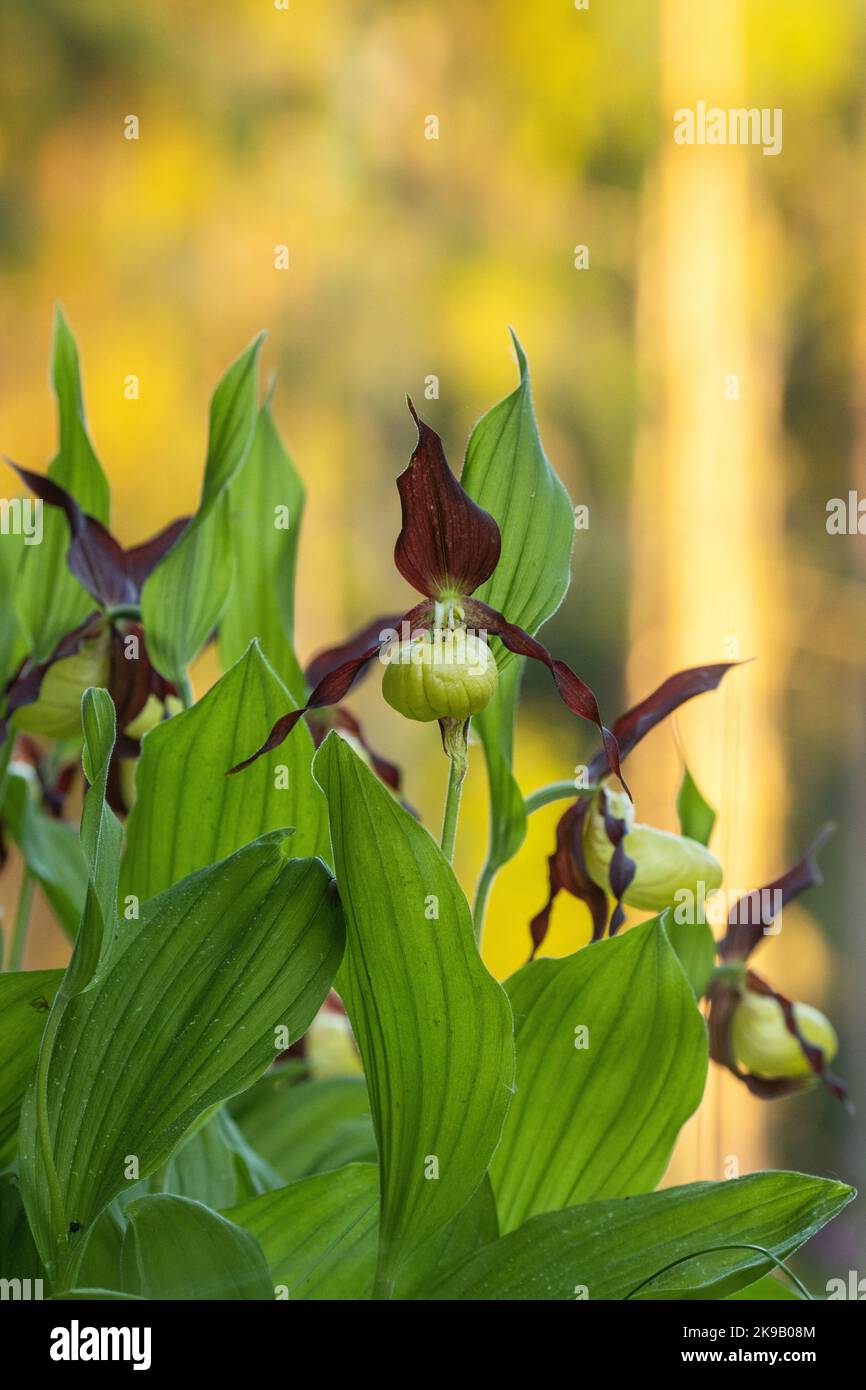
[394,402,501,599]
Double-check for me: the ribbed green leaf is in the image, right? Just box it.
[430,1172,854,1300]
[0,768,87,938]
[227,1163,380,1300]
[65,687,121,996]
[231,1073,376,1183]
[159,1107,283,1209]
[0,527,26,687]
[0,970,62,1165]
[142,335,263,686]
[226,1165,499,1301]
[677,765,717,846]
[315,733,515,1294]
[19,834,344,1286]
[120,641,327,902]
[461,335,575,904]
[121,1194,273,1300]
[669,767,718,995]
[490,919,707,1231]
[219,405,306,702]
[17,307,110,661]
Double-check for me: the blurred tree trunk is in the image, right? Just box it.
[632,0,787,1183]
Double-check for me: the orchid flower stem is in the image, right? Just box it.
[524,780,601,815]
[440,752,465,866]
[178,672,194,711]
[105,603,142,622]
[472,861,496,947]
[9,866,35,971]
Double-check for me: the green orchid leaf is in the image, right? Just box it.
[490,918,707,1232]
[120,641,327,903]
[226,1162,380,1301]
[141,334,263,687]
[226,1165,499,1302]
[230,1072,376,1183]
[0,527,26,687]
[664,910,717,1000]
[396,1175,499,1299]
[677,765,717,846]
[0,1173,44,1283]
[121,1194,273,1300]
[728,1273,804,1300]
[17,307,110,661]
[430,1172,854,1300]
[159,1107,283,1210]
[219,404,306,702]
[461,334,575,911]
[0,970,62,1166]
[315,732,515,1295]
[0,768,88,938]
[64,687,121,997]
[19,834,344,1286]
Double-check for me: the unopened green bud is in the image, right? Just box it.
[583,787,723,912]
[14,631,111,740]
[731,989,837,1079]
[382,629,498,722]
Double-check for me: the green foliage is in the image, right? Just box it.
[0,327,852,1305]
[490,918,707,1231]
[462,337,575,919]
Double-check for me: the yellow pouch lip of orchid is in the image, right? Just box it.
[583,789,723,913]
[731,991,838,1079]
[381,628,498,723]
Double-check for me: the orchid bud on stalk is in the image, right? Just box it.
[731,987,838,1080]
[382,628,498,722]
[583,785,723,913]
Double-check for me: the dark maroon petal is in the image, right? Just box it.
[305,615,405,690]
[227,602,433,774]
[718,826,833,963]
[586,662,739,783]
[463,598,628,796]
[746,971,848,1105]
[108,622,167,730]
[6,459,135,607]
[529,798,609,957]
[125,517,190,592]
[600,788,636,934]
[394,402,501,599]
[0,611,105,741]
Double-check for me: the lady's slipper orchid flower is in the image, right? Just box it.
[582,783,723,915]
[530,662,736,952]
[229,403,625,782]
[707,837,847,1103]
[1,460,188,807]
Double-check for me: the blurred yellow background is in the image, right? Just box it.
[1,0,864,1277]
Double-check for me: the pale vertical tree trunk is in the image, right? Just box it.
[631,0,787,1182]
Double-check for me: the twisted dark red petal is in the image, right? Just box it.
[228,601,433,774]
[717,826,833,963]
[305,615,404,690]
[463,598,627,795]
[586,661,739,784]
[125,517,190,591]
[745,972,848,1104]
[6,459,189,606]
[394,403,501,599]
[600,788,636,934]
[529,798,608,958]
